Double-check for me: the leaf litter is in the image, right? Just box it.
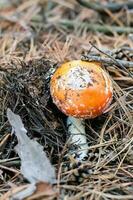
[2,108,57,200]
[0,0,133,199]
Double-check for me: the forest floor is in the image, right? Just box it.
[0,0,133,199]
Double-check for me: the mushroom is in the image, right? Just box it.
[50,60,113,161]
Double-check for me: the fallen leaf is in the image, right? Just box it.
[5,108,57,199]
[7,108,56,184]
[0,184,30,200]
[1,182,57,200]
[27,182,57,200]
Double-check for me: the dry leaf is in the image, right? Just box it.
[5,108,56,200]
[1,182,57,200]
[7,108,56,184]
[1,184,30,200]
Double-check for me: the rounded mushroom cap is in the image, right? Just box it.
[50,60,113,118]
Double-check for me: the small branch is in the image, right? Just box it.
[0,160,20,166]
[88,42,133,78]
[59,20,133,34]
[76,0,133,13]
[82,55,133,68]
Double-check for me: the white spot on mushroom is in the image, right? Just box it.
[98,106,102,110]
[56,66,94,91]
[80,104,85,108]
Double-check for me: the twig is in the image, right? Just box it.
[0,164,20,173]
[120,47,133,52]
[82,55,133,69]
[0,161,20,166]
[59,20,133,34]
[86,42,133,78]
[0,157,19,164]
[81,55,133,77]
[0,0,13,9]
[76,0,133,13]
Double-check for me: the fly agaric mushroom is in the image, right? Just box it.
[50,60,113,161]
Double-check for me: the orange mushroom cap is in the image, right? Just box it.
[50,60,113,118]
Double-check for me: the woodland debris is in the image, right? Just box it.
[76,0,133,13]
[5,109,56,200]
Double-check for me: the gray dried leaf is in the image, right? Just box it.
[7,108,56,184]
